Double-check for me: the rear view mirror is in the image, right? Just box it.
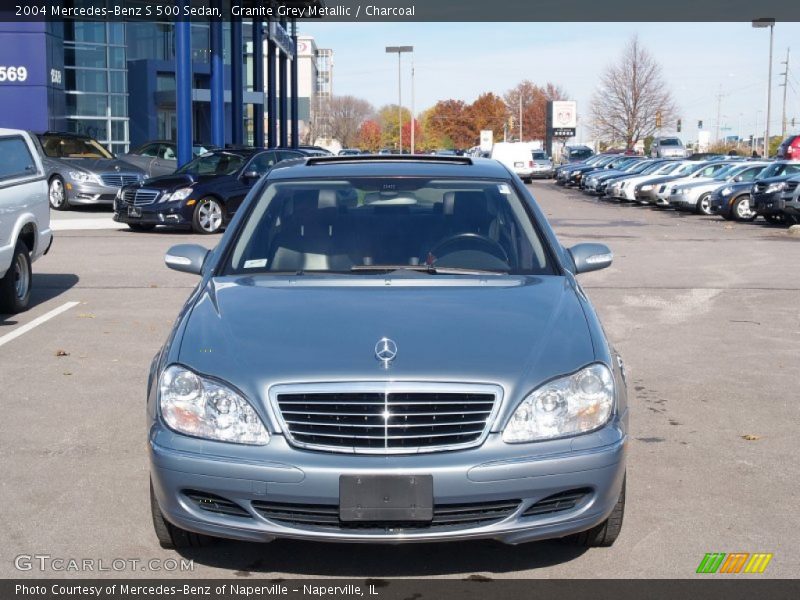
[165,244,209,275]
[568,243,613,274]
[242,170,261,182]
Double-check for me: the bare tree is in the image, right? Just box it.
[590,36,677,148]
[315,95,374,148]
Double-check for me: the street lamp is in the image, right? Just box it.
[386,46,413,153]
[752,18,776,158]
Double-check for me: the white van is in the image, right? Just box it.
[491,142,537,182]
[0,129,52,313]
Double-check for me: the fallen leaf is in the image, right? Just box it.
[55,350,69,357]
[741,434,761,441]
[77,313,95,319]
[63,372,72,376]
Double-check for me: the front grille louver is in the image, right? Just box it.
[183,490,252,518]
[522,488,592,517]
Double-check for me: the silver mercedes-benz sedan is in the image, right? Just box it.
[148,155,628,550]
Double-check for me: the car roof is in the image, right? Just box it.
[267,155,512,180]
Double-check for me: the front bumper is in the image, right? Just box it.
[751,192,785,216]
[65,180,123,205]
[113,198,192,228]
[634,187,659,203]
[150,423,627,545]
[709,191,734,216]
[668,190,701,210]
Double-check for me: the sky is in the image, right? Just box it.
[300,21,800,144]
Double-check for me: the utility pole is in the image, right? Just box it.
[780,47,790,138]
[518,95,523,141]
[410,53,415,154]
[715,85,723,144]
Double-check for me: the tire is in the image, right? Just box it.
[150,481,214,549]
[48,176,69,211]
[191,197,225,234]
[696,193,713,215]
[0,240,32,314]
[731,196,756,222]
[764,214,786,225]
[127,223,156,232]
[571,475,625,547]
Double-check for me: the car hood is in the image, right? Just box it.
[177,275,596,423]
[141,172,227,189]
[54,157,145,174]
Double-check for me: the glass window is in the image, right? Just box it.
[246,152,278,175]
[111,121,126,143]
[64,45,107,69]
[66,22,106,44]
[160,145,177,160]
[64,120,109,143]
[65,69,107,93]
[65,94,108,117]
[137,144,160,157]
[659,138,681,147]
[175,152,246,176]
[109,71,126,93]
[227,178,552,276]
[109,46,126,69]
[126,22,173,61]
[156,74,176,92]
[108,23,125,45]
[0,136,36,181]
[38,133,112,158]
[110,95,127,117]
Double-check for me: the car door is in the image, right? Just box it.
[151,144,178,177]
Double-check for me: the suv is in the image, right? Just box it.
[148,155,628,550]
[650,137,686,158]
[776,135,800,160]
[750,161,800,224]
[0,129,53,313]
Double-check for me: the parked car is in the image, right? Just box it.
[669,162,767,215]
[709,165,772,222]
[530,150,554,178]
[33,132,146,211]
[607,160,686,201]
[775,135,800,160]
[490,142,542,182]
[148,154,628,550]
[650,137,687,159]
[337,148,362,156]
[583,158,649,194]
[780,175,800,224]
[0,129,52,313]
[750,161,800,224]
[554,153,609,185]
[113,147,304,234]
[563,155,619,186]
[639,162,733,205]
[120,141,217,178]
[578,156,641,189]
[559,145,594,165]
[299,145,334,156]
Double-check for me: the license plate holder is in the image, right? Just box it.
[128,206,142,218]
[339,475,433,522]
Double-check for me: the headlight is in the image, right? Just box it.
[765,182,786,193]
[640,184,653,191]
[162,187,193,203]
[68,170,99,184]
[503,364,614,443]
[571,170,581,176]
[159,365,269,445]
[720,186,733,196]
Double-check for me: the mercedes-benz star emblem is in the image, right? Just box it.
[375,337,398,366]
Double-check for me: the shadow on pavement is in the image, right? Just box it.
[177,538,588,577]
[0,273,79,326]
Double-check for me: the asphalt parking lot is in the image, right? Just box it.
[1,181,798,579]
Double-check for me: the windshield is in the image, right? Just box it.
[39,134,112,159]
[532,151,548,160]
[228,178,553,276]
[175,152,246,176]
[659,138,681,147]
[569,148,592,159]
[762,162,800,178]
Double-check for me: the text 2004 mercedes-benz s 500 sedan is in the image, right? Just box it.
[148,155,628,550]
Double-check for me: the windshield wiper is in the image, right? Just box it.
[350,265,507,276]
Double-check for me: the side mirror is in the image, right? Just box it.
[242,170,261,183]
[568,243,613,274]
[165,244,209,275]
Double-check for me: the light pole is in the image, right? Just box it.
[752,18,776,157]
[386,46,413,153]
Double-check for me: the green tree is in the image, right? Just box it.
[377,105,413,150]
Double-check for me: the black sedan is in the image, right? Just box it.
[113,148,304,234]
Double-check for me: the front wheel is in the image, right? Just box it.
[0,240,32,314]
[696,193,713,215]
[731,196,756,222]
[191,197,225,234]
[49,176,69,210]
[570,475,625,547]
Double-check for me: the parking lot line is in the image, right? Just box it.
[0,301,80,349]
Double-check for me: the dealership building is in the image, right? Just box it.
[0,17,332,161]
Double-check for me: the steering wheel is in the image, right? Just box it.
[427,233,509,265]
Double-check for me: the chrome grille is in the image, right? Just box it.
[785,181,798,193]
[100,173,141,187]
[272,383,501,454]
[132,188,161,206]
